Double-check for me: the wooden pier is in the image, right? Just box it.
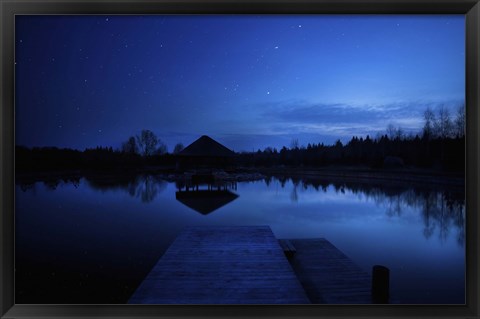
[128,226,309,304]
[129,226,374,304]
[280,238,372,304]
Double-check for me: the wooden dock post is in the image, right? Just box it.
[278,239,297,260]
[371,265,390,304]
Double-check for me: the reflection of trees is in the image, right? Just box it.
[86,174,167,203]
[422,191,437,240]
[17,174,167,204]
[264,176,272,187]
[270,175,465,246]
[19,182,35,192]
[384,193,402,217]
[365,187,464,246]
[134,175,167,203]
[278,176,289,188]
[290,180,299,202]
[416,190,465,245]
[17,176,80,192]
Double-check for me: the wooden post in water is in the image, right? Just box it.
[371,265,390,304]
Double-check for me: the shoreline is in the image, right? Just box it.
[15,166,465,189]
[258,166,465,188]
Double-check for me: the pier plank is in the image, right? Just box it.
[287,238,372,304]
[129,226,309,304]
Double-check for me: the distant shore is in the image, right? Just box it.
[258,166,464,188]
[15,165,464,190]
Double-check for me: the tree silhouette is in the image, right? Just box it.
[423,107,435,140]
[386,123,404,141]
[121,136,138,154]
[136,130,158,157]
[454,104,465,138]
[434,105,453,139]
[290,138,299,150]
[173,143,184,154]
[155,141,168,155]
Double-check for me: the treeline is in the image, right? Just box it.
[16,105,465,173]
[120,129,184,156]
[237,105,465,172]
[237,134,464,171]
[15,145,177,172]
[16,129,183,172]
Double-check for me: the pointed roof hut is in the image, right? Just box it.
[177,135,235,170]
[178,135,235,158]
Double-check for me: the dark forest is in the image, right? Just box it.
[16,106,465,174]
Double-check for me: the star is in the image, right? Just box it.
[274,46,279,49]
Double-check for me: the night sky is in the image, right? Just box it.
[15,15,465,152]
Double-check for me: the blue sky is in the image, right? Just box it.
[15,15,465,152]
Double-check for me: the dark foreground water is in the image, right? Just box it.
[15,174,465,304]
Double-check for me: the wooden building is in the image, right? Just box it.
[177,135,235,170]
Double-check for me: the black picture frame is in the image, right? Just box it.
[1,0,479,318]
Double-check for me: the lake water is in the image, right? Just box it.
[15,174,465,304]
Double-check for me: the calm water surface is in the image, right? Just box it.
[15,175,465,304]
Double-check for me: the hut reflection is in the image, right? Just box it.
[175,181,238,215]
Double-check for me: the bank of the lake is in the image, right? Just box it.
[15,165,464,189]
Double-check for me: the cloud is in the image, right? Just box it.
[263,101,403,123]
[255,100,452,138]
[159,98,464,152]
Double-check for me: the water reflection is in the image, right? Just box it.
[16,174,168,203]
[175,181,239,214]
[16,173,465,245]
[18,176,81,191]
[175,190,239,215]
[86,175,167,203]
[368,188,464,246]
[274,176,465,247]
